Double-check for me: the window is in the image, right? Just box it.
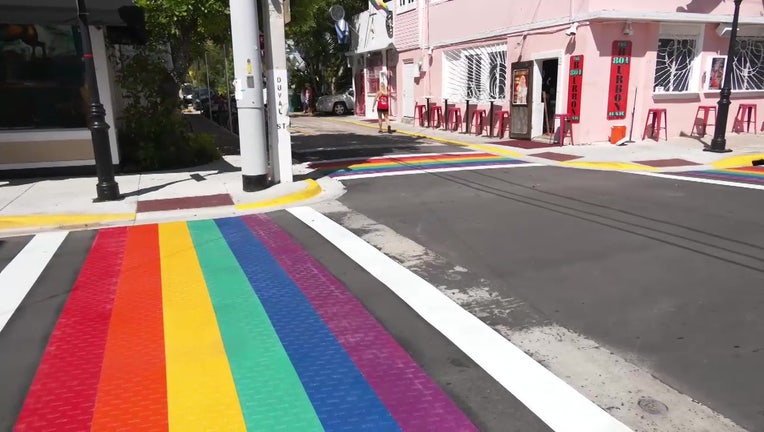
[653,25,702,94]
[731,38,764,91]
[397,0,416,14]
[0,23,87,129]
[443,44,507,102]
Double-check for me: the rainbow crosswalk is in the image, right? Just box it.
[670,166,764,186]
[5,215,477,431]
[309,152,530,179]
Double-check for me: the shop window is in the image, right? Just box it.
[653,25,703,94]
[731,38,764,91]
[443,44,507,102]
[0,24,87,130]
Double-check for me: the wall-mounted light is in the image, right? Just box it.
[623,21,634,36]
[564,22,578,36]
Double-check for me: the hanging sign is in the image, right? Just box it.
[566,55,584,123]
[607,40,632,120]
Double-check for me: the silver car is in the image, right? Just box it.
[316,88,355,115]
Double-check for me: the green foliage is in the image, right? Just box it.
[114,47,220,172]
[287,0,367,95]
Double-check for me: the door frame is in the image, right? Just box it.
[402,61,416,118]
[531,50,565,139]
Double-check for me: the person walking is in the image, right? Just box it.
[372,83,392,133]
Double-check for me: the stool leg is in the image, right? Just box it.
[753,108,758,135]
[642,112,651,140]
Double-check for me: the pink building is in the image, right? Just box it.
[351,0,764,144]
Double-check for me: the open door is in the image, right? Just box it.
[509,61,534,140]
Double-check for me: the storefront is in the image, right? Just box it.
[0,0,139,175]
[348,7,397,119]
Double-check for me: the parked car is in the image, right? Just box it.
[179,83,194,108]
[316,88,355,115]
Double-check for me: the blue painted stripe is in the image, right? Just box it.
[677,170,764,185]
[330,160,525,177]
[215,217,402,432]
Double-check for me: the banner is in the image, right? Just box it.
[606,41,632,120]
[566,55,584,123]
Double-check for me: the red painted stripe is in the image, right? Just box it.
[309,152,499,169]
[14,227,129,432]
[90,225,167,431]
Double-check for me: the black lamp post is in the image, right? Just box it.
[707,0,743,153]
[77,0,121,200]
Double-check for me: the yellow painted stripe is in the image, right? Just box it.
[0,213,135,230]
[158,222,247,432]
[326,155,505,170]
[560,161,659,171]
[235,179,322,211]
[710,153,764,169]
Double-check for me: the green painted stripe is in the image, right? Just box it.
[343,158,520,173]
[187,220,324,432]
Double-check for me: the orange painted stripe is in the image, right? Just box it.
[313,154,503,170]
[91,224,167,431]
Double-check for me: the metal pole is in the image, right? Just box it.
[204,51,212,119]
[229,0,269,191]
[261,0,294,183]
[707,0,742,153]
[77,0,120,201]
[224,44,233,132]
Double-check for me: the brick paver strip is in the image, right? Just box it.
[158,222,246,431]
[217,217,401,431]
[529,151,582,162]
[188,220,323,431]
[635,158,701,167]
[15,228,128,431]
[246,214,479,432]
[136,193,233,213]
[90,225,167,431]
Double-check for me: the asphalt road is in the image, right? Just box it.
[337,165,764,431]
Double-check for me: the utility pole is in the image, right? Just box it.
[77,0,120,201]
[707,0,742,153]
[261,0,294,184]
[229,0,269,191]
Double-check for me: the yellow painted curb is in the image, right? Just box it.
[0,213,136,230]
[337,119,524,157]
[235,179,322,211]
[560,161,659,171]
[710,153,764,169]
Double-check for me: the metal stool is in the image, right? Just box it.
[494,110,511,139]
[430,105,443,129]
[733,104,758,134]
[414,104,427,127]
[469,109,487,135]
[553,114,574,146]
[642,108,668,141]
[447,106,462,132]
[691,105,716,137]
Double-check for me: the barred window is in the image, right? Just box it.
[731,38,764,91]
[654,38,697,92]
[443,44,507,102]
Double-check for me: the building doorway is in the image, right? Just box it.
[540,58,559,139]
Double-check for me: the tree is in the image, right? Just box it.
[135,0,231,85]
[286,0,367,95]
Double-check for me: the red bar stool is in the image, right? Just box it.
[414,103,427,127]
[430,105,443,129]
[553,114,574,146]
[447,106,462,132]
[642,108,668,141]
[691,105,716,137]
[494,110,511,139]
[732,104,758,134]
[469,109,487,135]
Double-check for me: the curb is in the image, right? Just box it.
[235,179,322,210]
[710,153,764,169]
[0,180,324,235]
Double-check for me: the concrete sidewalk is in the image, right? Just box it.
[0,155,340,236]
[336,116,764,172]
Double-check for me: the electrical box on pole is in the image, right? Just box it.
[261,0,294,184]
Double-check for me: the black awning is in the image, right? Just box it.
[0,0,136,26]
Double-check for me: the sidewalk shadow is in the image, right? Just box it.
[291,131,432,179]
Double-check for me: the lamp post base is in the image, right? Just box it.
[704,147,733,153]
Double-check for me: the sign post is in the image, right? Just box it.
[606,41,632,121]
[261,0,293,184]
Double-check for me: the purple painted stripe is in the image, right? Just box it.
[676,171,764,185]
[330,160,525,177]
[243,215,478,432]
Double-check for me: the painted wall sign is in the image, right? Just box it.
[607,41,632,120]
[566,55,584,123]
